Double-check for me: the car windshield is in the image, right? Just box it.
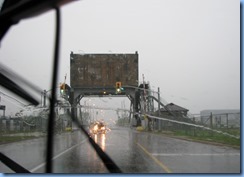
[0,0,240,174]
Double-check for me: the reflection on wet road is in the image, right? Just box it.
[93,133,106,151]
[0,126,240,173]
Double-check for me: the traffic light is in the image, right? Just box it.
[60,83,65,95]
[115,82,122,94]
[116,82,121,89]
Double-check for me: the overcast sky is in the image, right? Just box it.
[0,0,240,116]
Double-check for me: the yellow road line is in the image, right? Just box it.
[136,142,172,173]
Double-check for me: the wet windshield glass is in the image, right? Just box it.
[0,0,240,174]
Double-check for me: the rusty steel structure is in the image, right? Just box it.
[70,52,138,89]
[69,51,141,126]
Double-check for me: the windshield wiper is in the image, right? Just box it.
[0,72,39,105]
[0,153,30,173]
[70,113,122,173]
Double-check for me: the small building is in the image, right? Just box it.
[154,103,189,119]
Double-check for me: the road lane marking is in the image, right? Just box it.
[136,142,172,173]
[152,153,240,156]
[30,138,88,172]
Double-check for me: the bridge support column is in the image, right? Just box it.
[127,88,141,127]
[134,88,141,126]
[69,89,75,129]
[70,89,85,128]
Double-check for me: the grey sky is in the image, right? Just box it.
[0,0,240,116]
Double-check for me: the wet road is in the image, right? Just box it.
[0,126,240,173]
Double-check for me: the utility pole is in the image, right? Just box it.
[142,74,146,113]
[158,87,161,131]
[210,112,213,136]
[158,87,160,117]
[41,92,43,107]
[43,90,47,107]
[142,74,148,129]
[226,113,229,128]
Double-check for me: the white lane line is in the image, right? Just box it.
[30,138,88,172]
[151,153,240,157]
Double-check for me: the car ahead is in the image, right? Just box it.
[89,121,107,134]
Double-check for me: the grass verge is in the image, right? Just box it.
[163,130,240,148]
[0,135,38,144]
[0,132,45,144]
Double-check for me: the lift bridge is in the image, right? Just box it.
[64,51,173,127]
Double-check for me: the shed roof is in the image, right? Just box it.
[160,103,189,112]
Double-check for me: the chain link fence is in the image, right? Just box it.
[0,107,72,135]
[139,112,240,141]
